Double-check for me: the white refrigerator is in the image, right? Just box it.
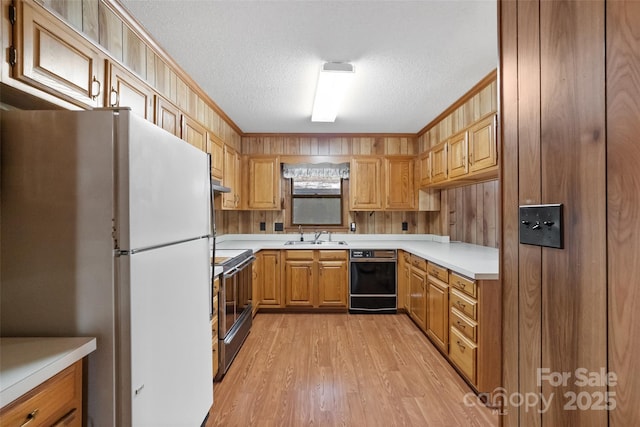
[1,109,214,426]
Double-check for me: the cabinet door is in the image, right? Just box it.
[222,147,237,209]
[284,260,314,307]
[430,141,448,183]
[14,1,105,107]
[181,114,207,152]
[469,114,497,173]
[427,277,449,352]
[318,260,348,307]
[385,157,415,210]
[248,157,280,210]
[350,157,384,210]
[447,131,469,179]
[156,96,180,137]
[419,152,431,187]
[410,267,427,330]
[208,136,224,180]
[107,62,154,121]
[260,251,281,307]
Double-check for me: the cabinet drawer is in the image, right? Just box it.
[410,255,427,271]
[318,250,348,261]
[427,262,448,283]
[402,251,411,264]
[450,307,477,342]
[284,250,314,260]
[449,272,476,298]
[450,327,477,384]
[450,289,477,320]
[0,360,82,427]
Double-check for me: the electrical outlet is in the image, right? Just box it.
[350,222,356,232]
[259,222,266,231]
[274,222,284,232]
[402,221,408,231]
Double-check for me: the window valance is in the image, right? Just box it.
[281,162,350,179]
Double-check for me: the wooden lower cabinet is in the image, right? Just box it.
[317,251,348,307]
[284,258,314,307]
[426,274,449,353]
[447,272,501,398]
[257,250,281,308]
[0,360,83,426]
[409,261,427,331]
[270,250,348,310]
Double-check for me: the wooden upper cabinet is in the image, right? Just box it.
[12,0,105,108]
[221,146,240,209]
[107,62,154,121]
[180,114,207,152]
[155,96,180,137]
[208,136,224,180]
[385,157,415,210]
[350,157,384,210]
[419,152,431,187]
[247,156,280,210]
[430,141,448,184]
[447,131,469,179]
[468,114,497,173]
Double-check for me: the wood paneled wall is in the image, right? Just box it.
[607,1,640,425]
[242,135,416,156]
[443,180,498,248]
[219,208,439,236]
[498,0,639,425]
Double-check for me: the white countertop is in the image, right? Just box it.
[216,234,499,280]
[0,337,97,408]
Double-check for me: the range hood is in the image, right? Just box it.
[211,179,231,193]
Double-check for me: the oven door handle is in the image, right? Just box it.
[233,255,256,272]
[223,255,256,279]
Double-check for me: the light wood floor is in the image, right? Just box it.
[207,313,499,426]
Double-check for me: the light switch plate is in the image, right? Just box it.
[519,204,563,249]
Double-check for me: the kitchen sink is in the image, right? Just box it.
[284,240,347,246]
[313,240,347,246]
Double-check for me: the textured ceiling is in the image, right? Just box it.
[119,0,497,134]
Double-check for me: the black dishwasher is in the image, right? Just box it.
[349,249,397,313]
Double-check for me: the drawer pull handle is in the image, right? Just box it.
[20,409,39,427]
[457,282,466,289]
[456,340,466,351]
[456,321,466,329]
[456,301,466,309]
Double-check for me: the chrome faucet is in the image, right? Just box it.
[314,230,328,243]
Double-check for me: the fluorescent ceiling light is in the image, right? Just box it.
[311,62,355,122]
